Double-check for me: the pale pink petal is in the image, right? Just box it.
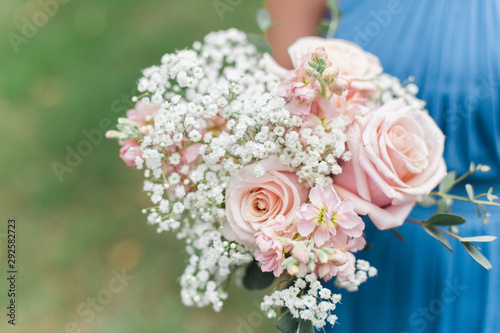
[313,225,330,247]
[297,219,316,237]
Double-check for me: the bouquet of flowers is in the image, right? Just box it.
[106,28,497,331]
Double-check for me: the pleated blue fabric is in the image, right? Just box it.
[323,1,500,332]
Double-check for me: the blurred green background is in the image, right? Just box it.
[0,0,277,332]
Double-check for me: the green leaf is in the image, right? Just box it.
[391,228,405,242]
[423,225,453,252]
[256,9,271,32]
[246,33,273,55]
[483,212,491,225]
[439,171,457,193]
[243,260,275,290]
[276,311,299,333]
[460,235,497,243]
[462,242,492,270]
[425,213,466,226]
[419,195,437,207]
[299,320,314,333]
[316,20,331,36]
[325,0,341,38]
[436,199,450,214]
[465,184,474,200]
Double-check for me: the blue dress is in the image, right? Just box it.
[325,1,500,332]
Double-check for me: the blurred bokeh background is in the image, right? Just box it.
[0,0,277,332]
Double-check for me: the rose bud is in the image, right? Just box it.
[322,64,339,84]
[291,244,309,264]
[311,47,327,63]
[329,77,351,96]
[329,249,348,266]
[287,263,300,276]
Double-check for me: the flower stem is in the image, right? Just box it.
[430,192,500,207]
[406,218,462,240]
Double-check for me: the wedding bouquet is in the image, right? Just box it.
[106,29,497,331]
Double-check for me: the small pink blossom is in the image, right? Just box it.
[119,140,142,167]
[287,82,318,115]
[315,235,366,281]
[329,77,351,96]
[255,228,289,277]
[291,243,310,264]
[296,185,364,247]
[126,102,160,126]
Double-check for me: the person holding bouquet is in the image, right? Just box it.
[267,0,500,332]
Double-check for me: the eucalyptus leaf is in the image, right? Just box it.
[449,225,459,234]
[243,260,275,290]
[460,235,497,243]
[423,225,453,252]
[419,195,436,207]
[391,228,405,242]
[276,311,299,333]
[483,212,491,225]
[299,319,314,333]
[438,171,457,193]
[256,9,271,32]
[246,33,273,55]
[462,242,492,270]
[317,21,331,36]
[465,184,474,200]
[426,213,465,226]
[324,0,341,38]
[436,199,449,214]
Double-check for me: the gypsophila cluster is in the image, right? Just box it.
[109,29,350,312]
[334,259,378,292]
[370,73,425,109]
[261,273,341,329]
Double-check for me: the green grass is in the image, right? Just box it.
[0,0,276,332]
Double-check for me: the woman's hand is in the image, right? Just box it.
[266,0,328,69]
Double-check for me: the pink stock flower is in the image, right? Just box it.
[296,185,364,247]
[315,235,366,282]
[119,140,142,167]
[126,102,160,126]
[255,228,289,277]
[288,82,318,115]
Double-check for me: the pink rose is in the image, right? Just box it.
[127,102,160,126]
[221,156,309,246]
[119,140,142,167]
[287,37,383,91]
[333,99,447,230]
